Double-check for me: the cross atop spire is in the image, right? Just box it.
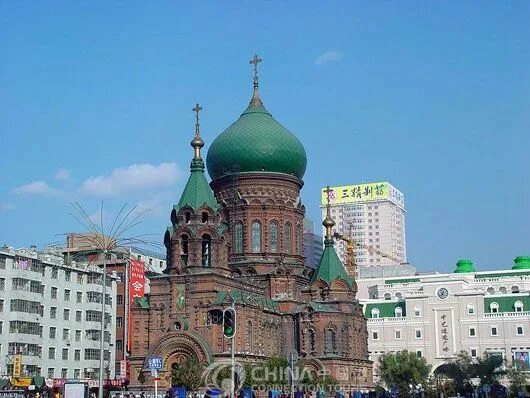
[192,103,203,136]
[190,102,204,160]
[322,186,336,241]
[248,54,264,107]
[249,54,262,87]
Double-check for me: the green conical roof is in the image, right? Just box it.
[454,259,476,273]
[311,238,353,286]
[512,256,530,270]
[177,158,218,211]
[206,101,307,180]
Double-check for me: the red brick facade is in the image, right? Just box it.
[128,171,373,389]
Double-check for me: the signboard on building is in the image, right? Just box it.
[120,360,128,379]
[12,355,22,377]
[128,259,146,351]
[321,182,405,207]
[435,309,455,357]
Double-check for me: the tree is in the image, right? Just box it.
[506,366,529,397]
[378,351,431,398]
[444,351,505,394]
[171,358,205,391]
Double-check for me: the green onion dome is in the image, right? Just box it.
[206,99,307,180]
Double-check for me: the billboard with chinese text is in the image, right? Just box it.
[321,182,405,207]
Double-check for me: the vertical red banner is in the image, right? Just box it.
[128,259,145,352]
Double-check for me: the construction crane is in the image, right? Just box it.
[333,229,403,277]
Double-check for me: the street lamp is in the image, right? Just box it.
[67,203,161,398]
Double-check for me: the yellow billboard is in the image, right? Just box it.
[321,182,389,205]
[13,354,22,377]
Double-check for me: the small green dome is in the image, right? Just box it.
[512,256,530,270]
[206,102,307,180]
[454,259,476,273]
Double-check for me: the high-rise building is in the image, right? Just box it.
[303,219,323,269]
[320,182,406,271]
[0,245,117,381]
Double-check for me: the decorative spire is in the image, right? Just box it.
[322,186,336,243]
[190,103,204,159]
[249,54,263,107]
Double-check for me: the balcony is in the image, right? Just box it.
[484,311,530,318]
[367,317,406,323]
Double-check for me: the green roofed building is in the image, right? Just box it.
[354,257,530,383]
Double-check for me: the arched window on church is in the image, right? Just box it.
[270,221,279,252]
[246,321,253,352]
[252,221,262,253]
[201,234,211,267]
[180,235,189,267]
[284,222,292,254]
[294,224,300,254]
[308,329,316,353]
[234,222,243,253]
[325,329,336,354]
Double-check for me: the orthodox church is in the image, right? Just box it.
[129,56,373,389]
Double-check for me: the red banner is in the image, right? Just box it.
[128,259,145,352]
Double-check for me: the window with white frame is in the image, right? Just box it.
[516,325,524,336]
[467,304,475,315]
[371,308,380,319]
[415,329,422,339]
[491,326,498,336]
[414,307,421,317]
[372,331,379,340]
[490,302,499,313]
[395,330,402,339]
[470,348,478,357]
[394,307,403,317]
[469,327,476,337]
[514,301,524,312]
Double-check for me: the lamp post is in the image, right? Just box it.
[98,249,107,398]
[66,202,160,398]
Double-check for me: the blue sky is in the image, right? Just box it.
[1,1,529,272]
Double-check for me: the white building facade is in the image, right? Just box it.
[356,257,530,380]
[321,182,406,272]
[0,246,117,380]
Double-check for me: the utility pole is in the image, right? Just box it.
[230,300,236,398]
[98,249,107,398]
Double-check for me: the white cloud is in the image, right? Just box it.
[12,181,60,196]
[55,168,71,181]
[135,197,169,218]
[315,50,344,66]
[79,163,181,197]
[0,203,15,211]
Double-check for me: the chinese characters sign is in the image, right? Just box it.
[436,310,454,357]
[128,259,145,351]
[321,182,390,205]
[13,354,22,377]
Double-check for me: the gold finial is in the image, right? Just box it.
[322,186,336,239]
[249,54,263,106]
[190,103,204,159]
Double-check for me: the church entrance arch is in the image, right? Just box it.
[147,332,213,388]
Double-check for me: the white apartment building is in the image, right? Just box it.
[321,182,406,273]
[0,246,117,380]
[356,256,530,380]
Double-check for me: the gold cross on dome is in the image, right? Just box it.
[192,103,202,134]
[249,54,262,84]
[323,186,333,206]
